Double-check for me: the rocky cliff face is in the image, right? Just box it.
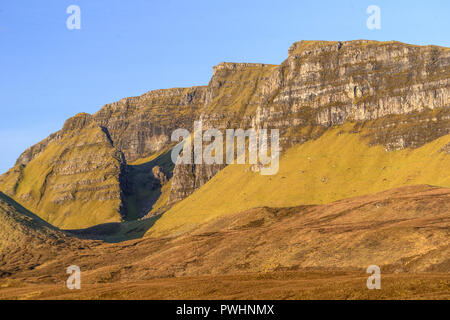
[93,87,208,163]
[202,62,278,129]
[1,40,448,229]
[255,40,449,148]
[169,62,277,203]
[171,41,449,203]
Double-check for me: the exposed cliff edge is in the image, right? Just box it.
[0,40,449,229]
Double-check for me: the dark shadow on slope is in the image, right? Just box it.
[65,214,162,243]
[1,188,164,244]
[122,150,174,221]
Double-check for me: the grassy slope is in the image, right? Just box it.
[0,125,123,229]
[148,124,450,237]
[205,63,278,117]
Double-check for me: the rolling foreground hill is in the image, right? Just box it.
[0,40,449,299]
[0,192,89,278]
[0,185,449,299]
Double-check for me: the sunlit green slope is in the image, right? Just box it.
[147,124,450,237]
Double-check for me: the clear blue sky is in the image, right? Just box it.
[1,0,449,173]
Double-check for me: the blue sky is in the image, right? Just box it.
[0,0,449,173]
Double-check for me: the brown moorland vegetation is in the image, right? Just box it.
[0,185,448,299]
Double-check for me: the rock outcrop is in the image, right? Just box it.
[152,166,167,186]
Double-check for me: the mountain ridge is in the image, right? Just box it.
[0,39,449,229]
[0,184,448,300]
